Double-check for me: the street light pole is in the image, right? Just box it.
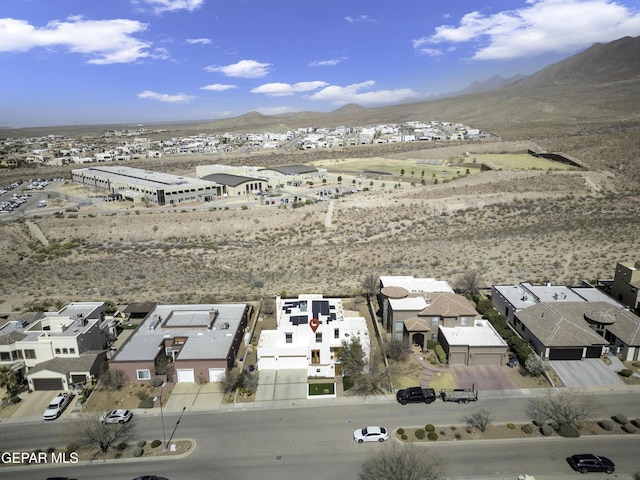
[154,382,167,451]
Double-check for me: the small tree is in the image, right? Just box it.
[336,338,366,378]
[466,409,493,433]
[524,354,545,376]
[456,270,482,297]
[217,369,239,394]
[358,443,445,480]
[527,389,599,429]
[383,337,412,362]
[0,366,22,396]
[69,413,136,455]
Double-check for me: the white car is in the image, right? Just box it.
[43,392,74,420]
[100,409,133,424]
[353,426,389,443]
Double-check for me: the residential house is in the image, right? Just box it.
[0,303,107,390]
[611,261,640,313]
[257,294,370,377]
[109,303,251,384]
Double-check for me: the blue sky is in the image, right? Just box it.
[1,0,639,127]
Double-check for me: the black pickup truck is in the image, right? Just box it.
[396,386,438,405]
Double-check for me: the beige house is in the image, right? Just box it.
[378,276,507,366]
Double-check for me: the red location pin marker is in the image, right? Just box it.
[309,318,320,333]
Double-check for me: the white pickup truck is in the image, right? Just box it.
[43,392,74,420]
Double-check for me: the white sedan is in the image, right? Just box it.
[100,409,133,424]
[353,426,389,443]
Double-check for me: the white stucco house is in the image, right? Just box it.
[257,294,370,377]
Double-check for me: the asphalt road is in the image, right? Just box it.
[2,392,640,479]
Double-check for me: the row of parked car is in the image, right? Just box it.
[42,392,133,424]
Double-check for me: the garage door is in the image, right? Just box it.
[209,368,225,382]
[585,346,602,358]
[470,353,504,366]
[176,369,195,383]
[549,348,582,360]
[32,378,64,390]
[449,352,468,365]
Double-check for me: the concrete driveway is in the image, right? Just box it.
[2,390,77,423]
[450,365,519,391]
[255,369,308,402]
[549,358,625,387]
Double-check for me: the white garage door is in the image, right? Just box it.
[176,369,195,383]
[209,368,225,382]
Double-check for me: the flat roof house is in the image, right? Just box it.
[611,261,640,313]
[109,303,250,384]
[257,294,370,377]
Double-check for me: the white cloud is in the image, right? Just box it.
[137,90,194,103]
[200,83,237,91]
[186,38,212,45]
[344,15,378,24]
[415,0,640,60]
[307,81,417,106]
[251,81,329,97]
[0,16,151,64]
[308,57,348,67]
[134,0,204,15]
[204,59,271,78]
[257,106,297,115]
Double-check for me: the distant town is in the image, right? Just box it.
[0,120,490,167]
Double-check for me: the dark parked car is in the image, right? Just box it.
[132,476,169,480]
[568,453,615,474]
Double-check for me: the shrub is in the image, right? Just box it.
[598,419,615,431]
[401,434,408,441]
[114,452,122,459]
[612,414,628,424]
[507,423,516,429]
[622,423,638,434]
[414,429,425,439]
[136,440,146,448]
[454,433,462,440]
[540,424,554,436]
[11,397,21,404]
[425,424,435,432]
[131,447,143,457]
[632,418,640,428]
[46,447,56,454]
[116,442,128,451]
[434,344,447,363]
[150,439,162,448]
[427,431,438,441]
[619,369,633,377]
[556,423,580,438]
[66,443,78,453]
[521,424,533,435]
[396,428,404,435]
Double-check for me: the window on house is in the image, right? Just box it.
[69,348,75,354]
[334,328,340,339]
[315,332,322,343]
[431,333,438,342]
[13,350,23,360]
[311,350,320,364]
[431,317,439,326]
[285,333,293,344]
[24,349,36,359]
[0,352,10,361]
[460,317,468,326]
[136,369,151,380]
[395,321,404,332]
[55,348,61,354]
[62,348,68,354]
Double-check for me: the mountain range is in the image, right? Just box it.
[192,35,640,135]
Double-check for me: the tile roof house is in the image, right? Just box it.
[379,276,507,366]
[492,282,640,361]
[109,303,251,385]
[257,294,370,377]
